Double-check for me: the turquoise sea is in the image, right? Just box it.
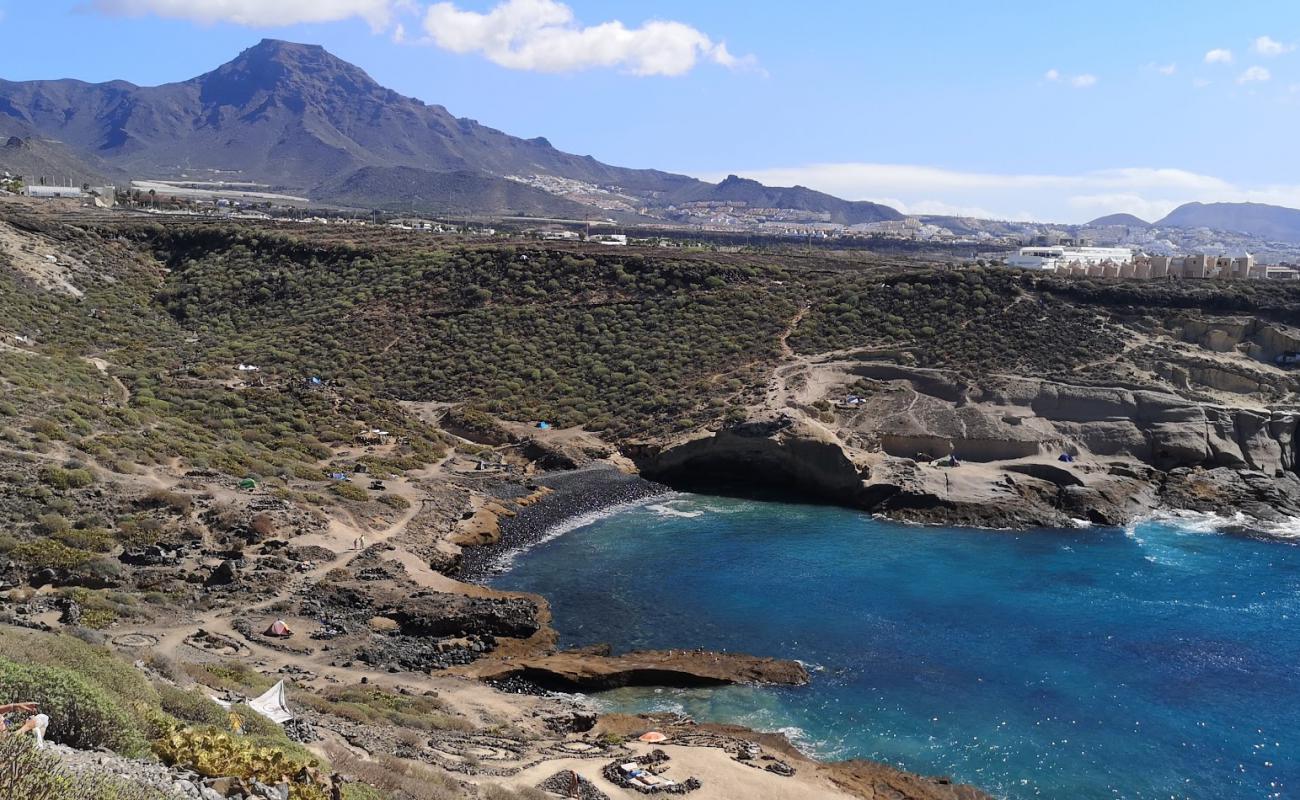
[490,495,1300,799]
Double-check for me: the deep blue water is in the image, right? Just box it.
[490,495,1300,799]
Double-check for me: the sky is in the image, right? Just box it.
[4,0,1300,222]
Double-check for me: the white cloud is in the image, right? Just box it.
[1238,65,1271,84]
[1205,48,1234,64]
[1044,68,1095,88]
[420,0,755,76]
[1192,77,1211,89]
[695,162,1300,224]
[1253,35,1294,57]
[1154,62,1177,76]
[91,0,395,27]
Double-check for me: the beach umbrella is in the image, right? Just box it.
[638,731,668,743]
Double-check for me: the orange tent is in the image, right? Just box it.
[264,619,293,638]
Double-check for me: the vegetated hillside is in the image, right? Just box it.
[668,175,902,225]
[1156,202,1300,242]
[152,228,801,437]
[0,212,444,487]
[313,166,595,217]
[789,269,1127,374]
[1087,213,1151,228]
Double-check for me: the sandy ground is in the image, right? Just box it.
[0,220,85,297]
[500,742,860,800]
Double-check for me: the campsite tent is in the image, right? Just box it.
[247,681,293,724]
[211,680,293,725]
[264,619,293,638]
[239,478,257,490]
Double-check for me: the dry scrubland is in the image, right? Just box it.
[2,203,1300,799]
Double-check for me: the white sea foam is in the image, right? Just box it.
[486,494,666,573]
[1130,509,1300,542]
[646,501,706,519]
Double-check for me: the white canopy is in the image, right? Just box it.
[211,679,293,725]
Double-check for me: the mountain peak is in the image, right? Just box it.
[193,39,382,106]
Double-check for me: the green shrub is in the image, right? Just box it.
[0,657,149,756]
[0,629,163,740]
[11,539,95,571]
[52,526,116,552]
[377,494,410,511]
[329,482,369,503]
[230,702,285,738]
[183,660,274,693]
[38,466,96,489]
[341,785,389,800]
[155,726,328,800]
[158,686,229,727]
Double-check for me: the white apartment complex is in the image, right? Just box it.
[1003,246,1297,281]
[1006,246,1135,272]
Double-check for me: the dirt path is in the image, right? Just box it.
[778,306,808,359]
[85,356,131,403]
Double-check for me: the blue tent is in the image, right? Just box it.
[537,421,552,430]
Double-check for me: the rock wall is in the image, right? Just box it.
[640,363,1300,527]
[638,417,871,504]
[1171,315,1300,363]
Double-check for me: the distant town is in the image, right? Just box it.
[8,170,1300,274]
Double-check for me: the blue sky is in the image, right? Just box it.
[4,0,1300,222]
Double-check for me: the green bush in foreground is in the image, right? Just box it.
[0,657,149,757]
[0,628,164,739]
[0,736,168,800]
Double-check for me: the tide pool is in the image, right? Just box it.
[490,495,1300,799]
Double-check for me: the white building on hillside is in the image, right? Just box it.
[22,185,86,199]
[1006,245,1133,272]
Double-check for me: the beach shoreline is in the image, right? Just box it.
[457,464,671,581]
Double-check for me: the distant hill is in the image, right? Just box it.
[1087,213,1150,228]
[669,175,901,225]
[0,39,900,222]
[1156,202,1300,242]
[0,117,118,186]
[314,166,595,218]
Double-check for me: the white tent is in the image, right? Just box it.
[211,679,293,725]
[247,680,293,724]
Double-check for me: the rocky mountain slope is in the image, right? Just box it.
[0,40,898,224]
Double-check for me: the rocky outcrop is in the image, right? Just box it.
[378,590,541,639]
[636,416,871,503]
[642,363,1300,528]
[1170,315,1300,363]
[465,649,810,691]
